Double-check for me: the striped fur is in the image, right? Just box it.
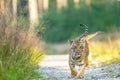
[68,24,89,78]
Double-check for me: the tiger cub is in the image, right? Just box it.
[68,24,89,78]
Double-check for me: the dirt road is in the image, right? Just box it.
[38,55,120,80]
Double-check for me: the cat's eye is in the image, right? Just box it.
[80,45,83,49]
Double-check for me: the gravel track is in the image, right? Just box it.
[38,55,120,80]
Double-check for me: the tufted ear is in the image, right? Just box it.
[68,40,73,45]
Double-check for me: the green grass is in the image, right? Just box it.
[0,42,44,80]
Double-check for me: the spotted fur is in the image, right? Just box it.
[68,24,89,78]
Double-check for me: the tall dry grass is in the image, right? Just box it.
[89,32,120,67]
[0,9,44,80]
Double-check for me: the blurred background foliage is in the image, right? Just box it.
[37,0,119,43]
[35,0,120,65]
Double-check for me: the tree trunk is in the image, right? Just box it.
[9,0,17,18]
[73,0,80,8]
[0,0,5,13]
[57,0,67,10]
[85,0,91,6]
[37,0,43,18]
[28,0,39,32]
[43,0,49,10]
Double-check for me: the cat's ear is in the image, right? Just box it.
[68,40,73,45]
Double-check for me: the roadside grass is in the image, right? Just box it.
[0,12,45,80]
[0,45,44,80]
[89,32,120,67]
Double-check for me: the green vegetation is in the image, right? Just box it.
[0,13,44,80]
[116,73,120,78]
[0,45,43,80]
[38,0,119,43]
